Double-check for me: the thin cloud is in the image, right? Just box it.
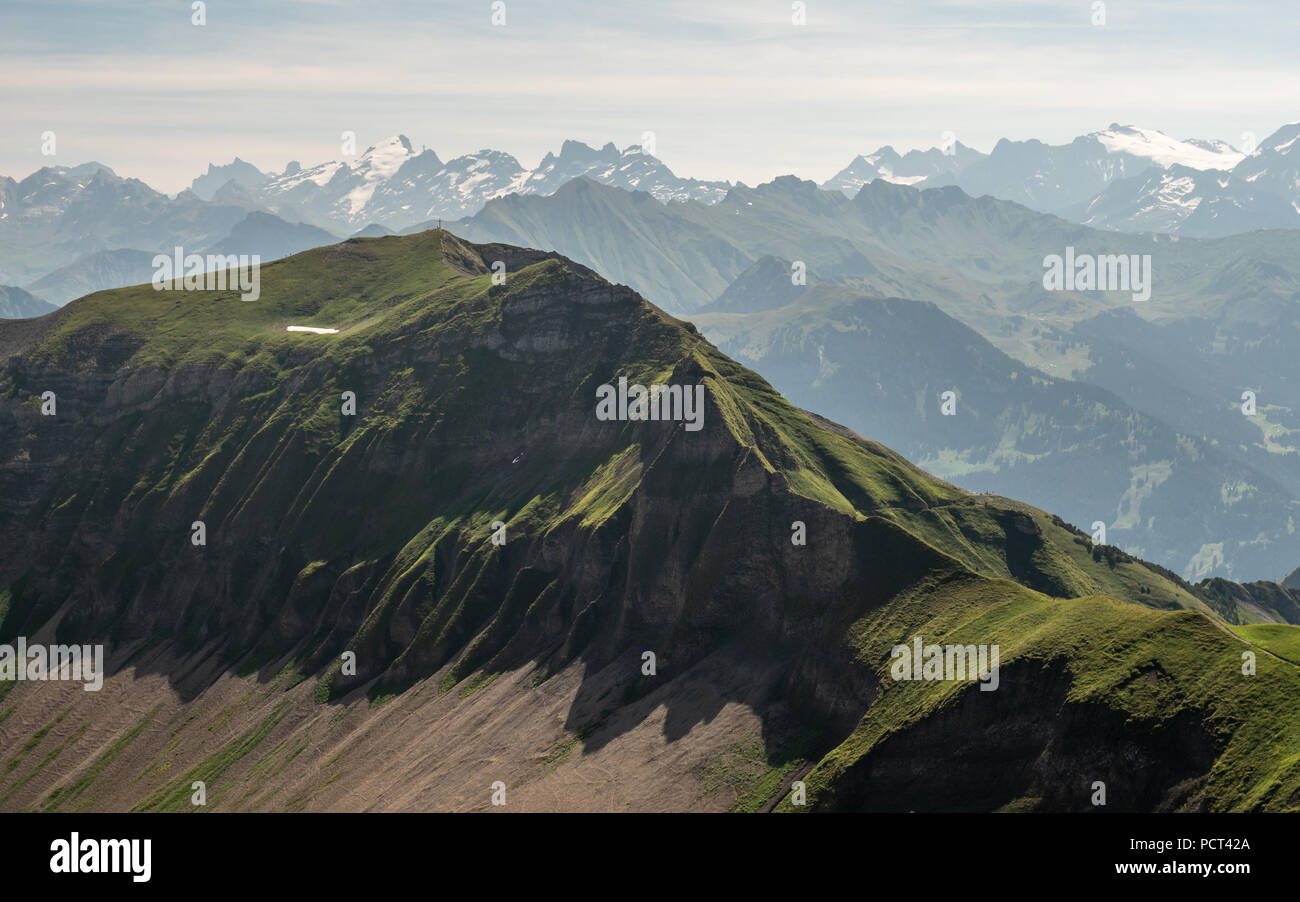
[1,0,1294,192]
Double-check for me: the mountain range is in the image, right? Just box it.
[0,161,341,303]
[199,135,731,234]
[1071,125,1300,236]
[5,126,1300,587]
[448,175,1300,583]
[909,124,1243,214]
[2,231,1298,812]
[5,120,1298,310]
[208,122,1297,241]
[820,140,986,194]
[823,123,1300,239]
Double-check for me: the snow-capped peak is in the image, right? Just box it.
[1092,124,1244,171]
[355,135,416,178]
[338,136,418,215]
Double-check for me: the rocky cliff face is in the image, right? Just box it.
[2,232,1298,812]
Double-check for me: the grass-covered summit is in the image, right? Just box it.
[1,230,1297,812]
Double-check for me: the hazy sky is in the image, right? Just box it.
[2,0,1297,193]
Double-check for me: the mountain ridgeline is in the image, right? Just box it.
[449,176,1300,582]
[1,232,1298,812]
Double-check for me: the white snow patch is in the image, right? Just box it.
[1095,126,1244,170]
[287,326,339,334]
[1273,134,1300,153]
[341,136,417,214]
[879,173,927,186]
[306,162,345,187]
[358,136,415,180]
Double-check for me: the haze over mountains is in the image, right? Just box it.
[4,122,1300,586]
[0,285,55,319]
[0,161,336,302]
[193,135,731,232]
[3,231,1299,813]
[187,121,1298,241]
[821,123,1300,239]
[4,120,1298,309]
[1063,125,1300,236]
[906,124,1245,220]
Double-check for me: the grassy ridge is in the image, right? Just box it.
[779,569,1300,811]
[5,230,1299,810]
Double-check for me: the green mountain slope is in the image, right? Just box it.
[1,231,1296,812]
